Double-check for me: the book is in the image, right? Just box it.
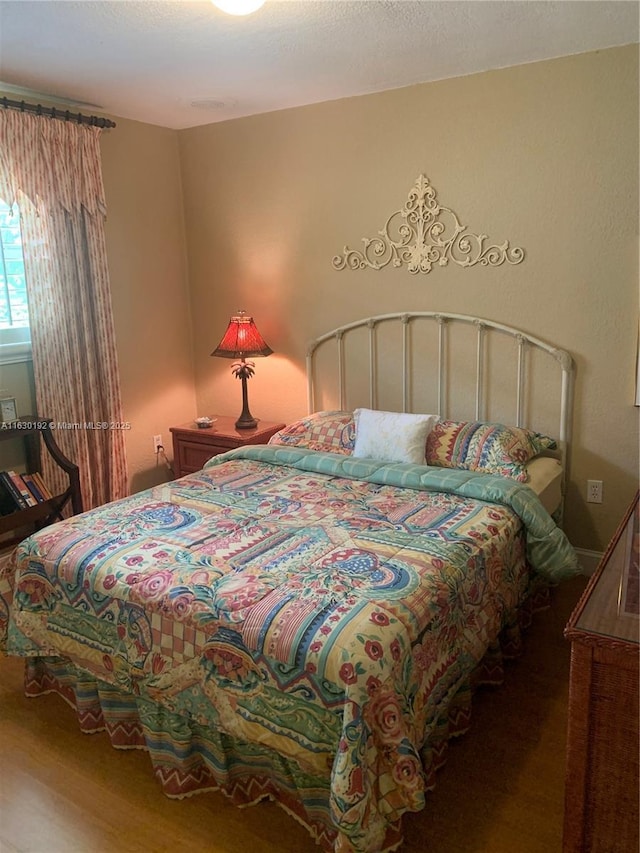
[31,471,53,501]
[0,477,18,515]
[21,473,45,504]
[7,470,38,507]
[0,471,28,509]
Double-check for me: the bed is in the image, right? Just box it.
[0,312,579,852]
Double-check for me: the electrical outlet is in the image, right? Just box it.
[153,434,163,453]
[587,479,603,504]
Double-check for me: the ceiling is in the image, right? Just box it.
[0,0,638,130]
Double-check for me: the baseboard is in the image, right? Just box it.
[573,547,603,577]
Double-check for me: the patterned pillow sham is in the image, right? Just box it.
[426,420,557,482]
[268,410,355,454]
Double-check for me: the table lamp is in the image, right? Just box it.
[211,310,273,429]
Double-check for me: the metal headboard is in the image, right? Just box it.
[306,311,574,495]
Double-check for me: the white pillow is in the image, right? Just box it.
[353,408,439,465]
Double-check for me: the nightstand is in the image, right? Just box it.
[170,416,285,478]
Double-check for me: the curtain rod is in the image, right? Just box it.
[0,96,116,129]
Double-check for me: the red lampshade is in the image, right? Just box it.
[211,310,273,359]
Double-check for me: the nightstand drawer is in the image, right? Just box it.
[176,440,226,474]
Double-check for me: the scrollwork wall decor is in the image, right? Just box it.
[332,174,525,275]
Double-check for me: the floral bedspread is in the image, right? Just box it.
[0,446,578,851]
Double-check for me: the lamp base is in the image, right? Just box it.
[233,363,258,429]
[235,413,258,430]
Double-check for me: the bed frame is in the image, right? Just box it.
[307,311,574,502]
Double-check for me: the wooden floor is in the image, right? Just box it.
[0,576,586,853]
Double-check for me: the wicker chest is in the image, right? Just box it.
[563,492,639,853]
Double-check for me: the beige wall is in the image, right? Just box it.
[178,45,639,552]
[100,118,196,493]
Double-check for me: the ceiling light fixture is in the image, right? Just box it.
[211,0,265,15]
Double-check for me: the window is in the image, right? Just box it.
[0,199,31,363]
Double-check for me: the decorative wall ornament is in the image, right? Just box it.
[332,174,525,275]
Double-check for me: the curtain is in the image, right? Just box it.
[0,110,127,509]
